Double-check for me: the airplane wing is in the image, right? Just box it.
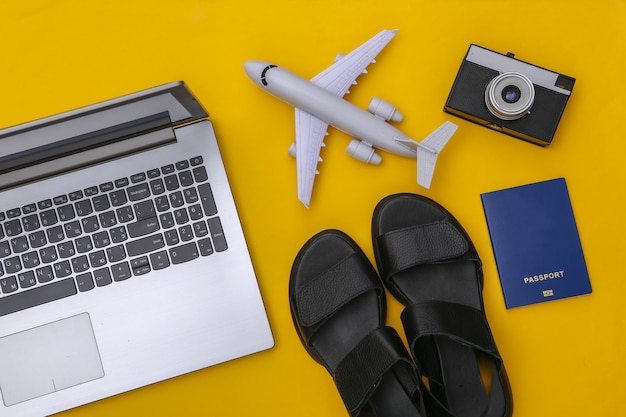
[295,108,329,207]
[310,29,398,97]
[395,121,458,189]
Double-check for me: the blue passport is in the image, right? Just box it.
[481,178,591,308]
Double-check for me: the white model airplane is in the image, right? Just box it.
[244,29,457,207]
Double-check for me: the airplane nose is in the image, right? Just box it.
[244,61,267,86]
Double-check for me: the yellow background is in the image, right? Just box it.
[1,1,625,416]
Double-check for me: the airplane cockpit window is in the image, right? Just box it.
[261,65,277,86]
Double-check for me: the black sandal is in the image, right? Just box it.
[290,229,424,417]
[372,194,513,417]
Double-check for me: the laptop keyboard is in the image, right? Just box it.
[0,156,227,317]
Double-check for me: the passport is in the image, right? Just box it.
[481,178,591,308]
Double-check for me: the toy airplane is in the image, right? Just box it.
[244,29,457,207]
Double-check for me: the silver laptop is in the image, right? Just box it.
[0,82,274,416]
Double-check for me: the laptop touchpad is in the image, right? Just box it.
[0,313,104,406]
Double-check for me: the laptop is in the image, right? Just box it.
[0,81,274,416]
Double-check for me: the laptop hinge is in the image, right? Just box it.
[0,113,176,190]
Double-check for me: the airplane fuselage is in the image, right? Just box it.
[244,61,416,158]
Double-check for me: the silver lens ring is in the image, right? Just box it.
[485,72,535,120]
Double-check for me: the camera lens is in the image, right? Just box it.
[502,85,521,103]
[485,72,535,120]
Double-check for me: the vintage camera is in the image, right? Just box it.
[444,44,575,146]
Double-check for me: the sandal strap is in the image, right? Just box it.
[334,326,417,415]
[376,221,470,282]
[295,253,380,327]
[401,301,500,371]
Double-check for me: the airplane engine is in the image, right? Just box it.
[346,140,382,165]
[367,97,403,122]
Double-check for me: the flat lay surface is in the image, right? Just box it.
[1,1,625,415]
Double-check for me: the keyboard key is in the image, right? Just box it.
[4,257,22,274]
[84,186,99,197]
[133,200,156,221]
[164,229,179,246]
[0,242,10,258]
[47,226,65,243]
[116,206,134,223]
[208,217,228,252]
[72,255,90,273]
[193,221,209,238]
[155,196,170,212]
[109,226,128,243]
[36,265,54,283]
[178,170,194,187]
[92,195,111,212]
[149,250,170,270]
[0,278,77,317]
[198,238,214,256]
[18,271,37,289]
[164,175,179,191]
[64,220,82,238]
[178,225,193,242]
[21,251,40,269]
[28,231,47,249]
[169,242,199,265]
[190,156,203,166]
[94,267,112,287]
[89,250,107,268]
[175,160,189,170]
[93,231,111,248]
[169,191,184,208]
[193,166,209,182]
[99,182,114,192]
[4,219,22,237]
[106,245,126,262]
[22,214,40,232]
[147,168,160,179]
[75,200,93,216]
[188,204,203,221]
[198,183,217,216]
[111,262,131,281]
[40,246,59,264]
[57,204,76,221]
[149,179,165,195]
[75,236,94,253]
[76,273,95,292]
[57,241,76,259]
[115,177,129,188]
[10,236,29,254]
[81,216,100,233]
[0,225,3,240]
[126,233,165,257]
[54,260,72,278]
[53,195,68,205]
[128,217,160,238]
[161,164,175,175]
[40,209,59,227]
[131,173,146,183]
[131,256,151,276]
[110,190,128,207]
[174,208,189,225]
[69,190,83,201]
[159,212,175,229]
[22,203,37,214]
[99,211,117,228]
[6,208,21,218]
[183,188,199,204]
[38,199,53,210]
[127,183,150,201]
[0,276,18,294]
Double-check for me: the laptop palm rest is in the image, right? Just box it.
[0,313,104,406]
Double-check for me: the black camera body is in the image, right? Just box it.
[444,44,575,146]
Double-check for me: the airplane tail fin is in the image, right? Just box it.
[396,121,458,189]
